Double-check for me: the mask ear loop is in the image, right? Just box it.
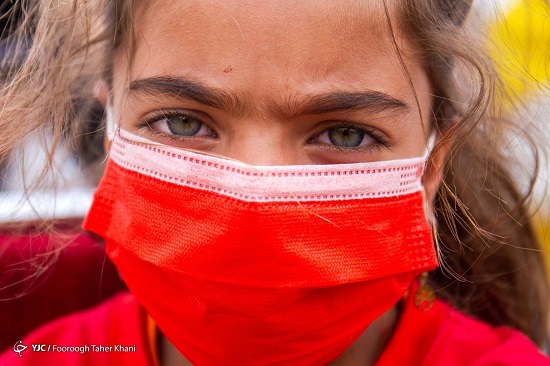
[423,132,437,159]
[415,132,439,311]
[423,132,438,225]
[105,101,119,141]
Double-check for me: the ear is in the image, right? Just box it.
[93,80,113,153]
[422,118,458,204]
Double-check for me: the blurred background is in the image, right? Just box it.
[480,0,550,255]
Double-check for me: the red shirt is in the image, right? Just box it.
[0,293,154,366]
[376,294,550,365]
[1,292,548,365]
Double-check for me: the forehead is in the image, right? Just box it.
[124,0,426,110]
[134,0,389,46]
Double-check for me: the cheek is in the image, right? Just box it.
[406,67,436,154]
[409,60,435,131]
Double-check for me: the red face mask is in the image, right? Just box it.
[83,130,438,365]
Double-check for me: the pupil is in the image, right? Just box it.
[328,128,364,148]
[167,116,202,136]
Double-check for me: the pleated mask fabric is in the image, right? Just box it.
[83,130,438,366]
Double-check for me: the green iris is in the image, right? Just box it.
[167,116,203,136]
[328,128,364,148]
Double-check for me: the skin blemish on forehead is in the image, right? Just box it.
[223,65,233,73]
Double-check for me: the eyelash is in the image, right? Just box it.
[137,109,391,151]
[137,109,218,140]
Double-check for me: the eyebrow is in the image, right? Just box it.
[129,76,410,118]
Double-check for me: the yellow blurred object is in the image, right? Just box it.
[489,0,550,100]
[489,1,550,280]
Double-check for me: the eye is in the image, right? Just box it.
[144,111,217,138]
[314,125,378,149]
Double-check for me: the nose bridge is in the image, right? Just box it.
[223,123,301,166]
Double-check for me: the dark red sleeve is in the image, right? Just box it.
[376,291,550,366]
[0,293,152,366]
[424,309,550,366]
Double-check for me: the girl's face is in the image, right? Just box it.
[108,2,439,362]
[113,0,435,166]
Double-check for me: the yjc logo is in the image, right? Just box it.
[13,340,27,357]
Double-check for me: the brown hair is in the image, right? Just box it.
[0,0,548,349]
[394,0,549,348]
